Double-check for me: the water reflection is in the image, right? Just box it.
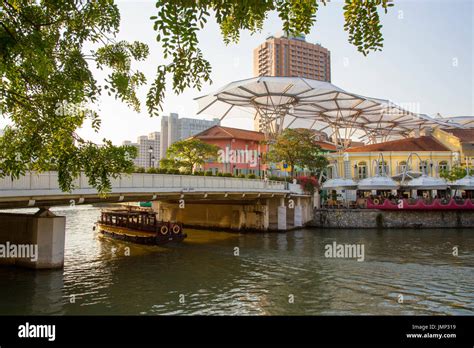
[0,205,472,315]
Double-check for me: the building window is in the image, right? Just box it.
[357,161,367,179]
[326,166,333,179]
[439,161,449,172]
[398,161,407,174]
[378,161,388,175]
[419,161,428,173]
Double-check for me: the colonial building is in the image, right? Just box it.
[192,126,267,176]
[327,135,455,180]
[432,128,474,164]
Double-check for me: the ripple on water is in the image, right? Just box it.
[0,207,473,315]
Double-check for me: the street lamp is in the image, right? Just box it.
[148,146,153,168]
[258,153,262,179]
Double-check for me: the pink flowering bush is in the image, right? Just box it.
[297,176,319,194]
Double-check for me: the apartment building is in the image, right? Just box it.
[160,113,220,159]
[253,32,331,81]
[122,132,160,169]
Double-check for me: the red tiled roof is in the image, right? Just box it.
[315,141,337,151]
[348,141,365,148]
[441,128,474,143]
[346,136,450,152]
[193,125,265,141]
[195,126,338,150]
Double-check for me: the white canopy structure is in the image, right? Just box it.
[435,115,474,129]
[195,76,451,147]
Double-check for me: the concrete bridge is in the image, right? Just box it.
[0,172,314,269]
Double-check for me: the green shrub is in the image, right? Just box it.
[247,174,256,179]
[204,171,213,176]
[135,167,145,173]
[193,171,204,176]
[156,168,167,174]
[223,173,233,177]
[238,174,245,178]
[268,175,288,182]
[146,167,157,174]
[216,172,223,177]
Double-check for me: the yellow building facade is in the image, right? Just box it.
[326,135,455,180]
[432,128,474,164]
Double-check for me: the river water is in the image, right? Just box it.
[0,205,473,315]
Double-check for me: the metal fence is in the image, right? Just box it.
[0,172,288,195]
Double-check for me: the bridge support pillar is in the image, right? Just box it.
[278,198,287,231]
[231,207,245,230]
[294,197,303,228]
[0,209,66,269]
[262,200,270,231]
[314,191,321,209]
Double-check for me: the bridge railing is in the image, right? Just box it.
[0,171,288,193]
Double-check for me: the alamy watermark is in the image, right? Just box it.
[18,322,55,342]
[0,241,38,262]
[217,147,260,167]
[55,100,95,118]
[324,241,365,262]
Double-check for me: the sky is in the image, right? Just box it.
[2,0,473,145]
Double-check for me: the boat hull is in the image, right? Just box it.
[96,223,187,245]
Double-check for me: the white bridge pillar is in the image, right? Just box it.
[314,191,321,209]
[294,197,303,228]
[0,209,66,269]
[262,199,270,231]
[278,197,287,231]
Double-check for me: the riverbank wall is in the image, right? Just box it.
[311,209,474,229]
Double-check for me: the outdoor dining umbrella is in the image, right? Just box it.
[449,175,474,190]
[391,170,422,181]
[322,177,358,190]
[401,175,448,190]
[357,175,399,190]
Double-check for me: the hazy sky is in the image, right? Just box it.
[2,0,473,144]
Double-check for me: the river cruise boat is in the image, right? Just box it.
[94,207,186,245]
